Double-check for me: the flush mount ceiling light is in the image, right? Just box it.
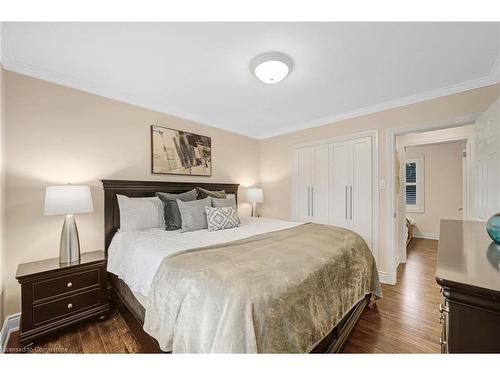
[250,52,293,84]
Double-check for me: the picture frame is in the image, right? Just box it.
[151,125,212,176]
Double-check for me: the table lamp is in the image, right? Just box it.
[44,185,94,265]
[245,188,263,217]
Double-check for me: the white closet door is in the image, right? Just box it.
[351,137,373,249]
[311,144,330,224]
[294,147,312,222]
[330,141,351,229]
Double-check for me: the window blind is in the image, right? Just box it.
[405,162,417,205]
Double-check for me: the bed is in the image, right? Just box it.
[102,179,381,353]
[406,217,415,247]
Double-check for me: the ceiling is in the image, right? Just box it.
[2,22,499,139]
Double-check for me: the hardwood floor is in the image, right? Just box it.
[6,309,144,353]
[343,238,441,353]
[6,238,441,353]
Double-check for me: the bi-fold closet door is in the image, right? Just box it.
[330,137,372,249]
[293,136,373,250]
[293,144,329,224]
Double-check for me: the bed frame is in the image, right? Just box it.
[102,179,371,353]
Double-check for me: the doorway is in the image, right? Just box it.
[386,114,477,284]
[396,133,470,264]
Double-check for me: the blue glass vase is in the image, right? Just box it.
[486,213,500,244]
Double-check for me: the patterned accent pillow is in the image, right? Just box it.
[206,206,240,231]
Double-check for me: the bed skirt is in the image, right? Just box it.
[108,273,372,354]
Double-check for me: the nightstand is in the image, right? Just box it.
[16,251,110,347]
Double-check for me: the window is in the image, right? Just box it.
[405,156,424,213]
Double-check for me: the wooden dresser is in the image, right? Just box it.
[436,220,500,353]
[16,251,110,347]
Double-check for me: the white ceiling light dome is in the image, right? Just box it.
[250,52,293,84]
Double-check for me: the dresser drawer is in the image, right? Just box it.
[33,288,101,326]
[33,268,100,302]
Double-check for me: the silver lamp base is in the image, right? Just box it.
[251,202,257,217]
[60,214,81,265]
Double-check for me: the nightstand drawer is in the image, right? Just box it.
[33,268,100,302]
[33,288,101,326]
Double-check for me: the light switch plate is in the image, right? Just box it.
[379,178,386,190]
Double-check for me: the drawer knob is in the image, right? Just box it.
[67,303,73,309]
[67,282,73,288]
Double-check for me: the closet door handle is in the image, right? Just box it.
[350,185,353,220]
[345,186,348,220]
[311,186,314,217]
[307,186,311,217]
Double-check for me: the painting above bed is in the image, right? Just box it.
[151,125,212,176]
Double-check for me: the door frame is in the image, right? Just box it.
[386,113,479,284]
[397,136,473,263]
[293,129,380,272]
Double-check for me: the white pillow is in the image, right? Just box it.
[117,195,165,232]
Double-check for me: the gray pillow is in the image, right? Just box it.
[196,187,226,199]
[156,189,197,230]
[212,196,237,210]
[177,197,212,232]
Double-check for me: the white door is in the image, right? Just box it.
[351,137,373,249]
[474,98,500,220]
[330,141,351,229]
[294,147,312,222]
[311,144,330,224]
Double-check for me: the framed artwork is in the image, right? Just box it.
[151,125,212,176]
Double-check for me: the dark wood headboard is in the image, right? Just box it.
[102,179,240,254]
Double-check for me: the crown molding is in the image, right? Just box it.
[259,57,500,139]
[3,23,500,141]
[1,24,257,140]
[491,49,500,83]
[3,59,258,140]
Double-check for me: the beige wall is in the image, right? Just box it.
[405,141,465,237]
[260,84,499,276]
[0,65,5,323]
[4,72,261,315]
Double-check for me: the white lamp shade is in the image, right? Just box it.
[245,188,264,203]
[44,185,94,216]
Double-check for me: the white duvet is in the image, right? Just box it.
[107,217,300,297]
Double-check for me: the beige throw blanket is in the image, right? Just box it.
[143,223,382,353]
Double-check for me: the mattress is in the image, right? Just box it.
[107,216,301,297]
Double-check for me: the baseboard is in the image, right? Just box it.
[378,270,396,285]
[412,232,439,240]
[0,313,21,353]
